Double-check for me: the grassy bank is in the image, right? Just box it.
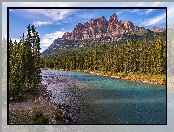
[83,70,166,85]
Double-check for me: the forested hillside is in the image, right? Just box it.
[40,32,166,85]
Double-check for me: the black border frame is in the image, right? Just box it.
[7,6,167,125]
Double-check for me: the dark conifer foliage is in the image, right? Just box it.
[9,24,41,101]
[41,32,166,77]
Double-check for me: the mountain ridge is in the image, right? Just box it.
[42,13,166,56]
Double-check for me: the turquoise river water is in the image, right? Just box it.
[41,70,166,124]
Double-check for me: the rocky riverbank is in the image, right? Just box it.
[41,69,166,85]
[9,83,77,124]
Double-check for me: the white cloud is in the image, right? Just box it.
[116,11,124,16]
[167,7,174,19]
[5,29,67,53]
[61,28,66,32]
[129,2,162,15]
[136,2,145,6]
[129,9,145,15]
[145,2,161,14]
[33,21,53,26]
[131,9,139,13]
[40,30,66,53]
[151,2,161,7]
[10,9,79,24]
[141,13,166,26]
[75,13,96,19]
[8,2,80,26]
[145,9,154,14]
[3,2,81,7]
[119,3,134,7]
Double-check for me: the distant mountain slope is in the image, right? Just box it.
[150,26,166,32]
[41,13,166,56]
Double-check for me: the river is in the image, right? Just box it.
[41,70,166,124]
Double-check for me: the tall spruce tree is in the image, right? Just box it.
[9,24,41,101]
[31,25,41,90]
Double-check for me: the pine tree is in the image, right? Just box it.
[9,24,41,101]
[31,25,41,90]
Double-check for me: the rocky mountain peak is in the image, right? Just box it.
[42,13,165,56]
[150,26,166,32]
[109,13,118,23]
[123,21,134,30]
[90,19,95,24]
[76,23,83,27]
[56,13,147,42]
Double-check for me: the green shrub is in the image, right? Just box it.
[32,110,48,124]
[55,104,63,122]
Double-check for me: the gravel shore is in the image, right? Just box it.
[9,83,77,124]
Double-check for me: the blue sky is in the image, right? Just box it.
[2,2,174,53]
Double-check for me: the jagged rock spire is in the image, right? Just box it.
[109,13,118,23]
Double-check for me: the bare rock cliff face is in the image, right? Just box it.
[42,13,165,56]
[150,26,166,32]
[62,13,145,40]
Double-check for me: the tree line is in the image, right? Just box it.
[41,32,166,76]
[9,24,41,101]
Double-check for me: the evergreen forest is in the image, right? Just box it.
[8,24,167,102]
[40,32,166,85]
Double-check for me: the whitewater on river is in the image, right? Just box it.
[41,70,166,124]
